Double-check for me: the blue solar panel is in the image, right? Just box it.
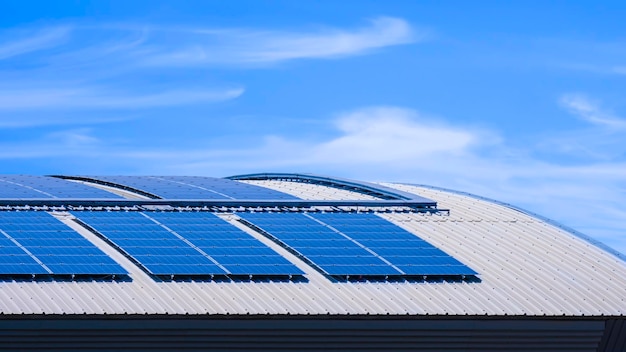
[237,212,400,276]
[0,175,121,199]
[310,213,477,276]
[85,175,298,200]
[72,211,224,276]
[146,212,303,276]
[0,211,127,276]
[72,211,303,277]
[0,264,48,275]
[237,212,477,277]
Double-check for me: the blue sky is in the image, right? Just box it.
[1,1,625,254]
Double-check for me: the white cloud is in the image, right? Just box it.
[0,26,70,60]
[560,94,626,129]
[145,17,420,66]
[0,87,243,112]
[45,128,100,147]
[0,128,103,158]
[0,18,420,126]
[239,17,416,62]
[310,107,477,163]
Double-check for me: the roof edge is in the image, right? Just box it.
[403,183,626,264]
[227,173,434,203]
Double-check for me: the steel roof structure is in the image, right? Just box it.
[0,173,624,351]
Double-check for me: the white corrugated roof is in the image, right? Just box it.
[0,179,624,316]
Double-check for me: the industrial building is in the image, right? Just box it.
[0,173,624,351]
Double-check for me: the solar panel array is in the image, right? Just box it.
[85,176,298,200]
[161,176,298,200]
[238,212,395,276]
[311,213,477,276]
[238,212,476,277]
[73,211,303,277]
[0,174,476,281]
[0,212,127,275]
[0,175,121,199]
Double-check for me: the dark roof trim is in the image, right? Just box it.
[227,173,434,203]
[51,176,162,199]
[409,183,626,264]
[0,198,438,209]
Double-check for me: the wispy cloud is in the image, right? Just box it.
[0,17,419,126]
[612,66,626,74]
[0,26,70,60]
[559,94,626,129]
[0,87,244,111]
[145,17,418,66]
[0,86,244,128]
[310,107,480,163]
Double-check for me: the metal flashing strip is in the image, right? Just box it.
[0,199,442,211]
[227,173,434,203]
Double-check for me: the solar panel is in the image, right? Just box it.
[148,212,303,276]
[72,211,303,277]
[310,213,477,276]
[237,212,476,277]
[0,175,121,199]
[71,211,225,276]
[84,176,298,200]
[0,212,127,276]
[159,176,298,200]
[237,212,401,276]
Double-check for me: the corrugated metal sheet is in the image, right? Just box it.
[0,180,624,316]
[240,180,380,200]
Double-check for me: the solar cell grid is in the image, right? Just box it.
[73,211,303,277]
[0,264,48,275]
[72,211,225,276]
[0,255,36,264]
[237,212,401,276]
[237,212,477,277]
[0,211,127,276]
[147,212,303,276]
[310,213,477,276]
[0,175,121,199]
[161,176,298,200]
[86,176,297,200]
[0,246,30,255]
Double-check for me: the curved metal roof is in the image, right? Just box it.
[228,172,434,203]
[0,176,624,317]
